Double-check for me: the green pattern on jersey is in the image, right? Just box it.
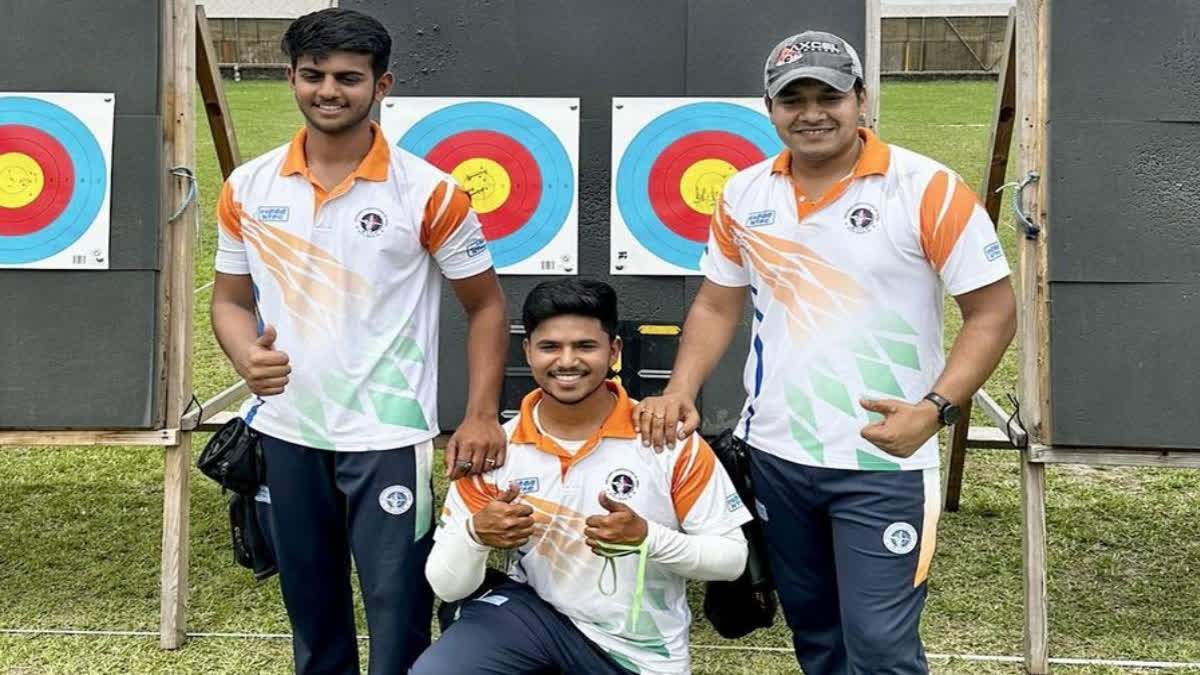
[857,448,902,471]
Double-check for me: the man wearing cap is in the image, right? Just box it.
[634,30,1016,674]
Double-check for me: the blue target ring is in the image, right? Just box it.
[397,102,573,269]
[0,96,107,264]
[616,102,782,270]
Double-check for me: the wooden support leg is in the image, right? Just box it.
[942,399,973,512]
[160,434,191,649]
[1021,448,1049,674]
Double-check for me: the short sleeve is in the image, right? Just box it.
[434,474,501,543]
[421,180,495,280]
[699,193,750,287]
[918,169,1011,295]
[670,434,754,536]
[214,179,250,275]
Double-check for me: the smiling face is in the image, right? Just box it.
[287,50,392,136]
[767,78,866,165]
[524,314,622,406]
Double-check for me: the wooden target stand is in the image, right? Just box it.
[947,3,1200,672]
[0,1,247,649]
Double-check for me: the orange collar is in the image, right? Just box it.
[511,381,638,461]
[770,127,890,179]
[279,121,391,183]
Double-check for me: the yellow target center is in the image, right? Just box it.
[0,152,46,209]
[680,158,738,215]
[451,158,511,214]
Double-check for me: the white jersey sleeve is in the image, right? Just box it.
[420,180,494,280]
[669,434,754,536]
[917,169,1011,295]
[699,191,751,287]
[214,178,250,275]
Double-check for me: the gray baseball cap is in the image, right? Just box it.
[764,31,864,98]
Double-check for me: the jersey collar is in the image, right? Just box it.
[511,381,638,468]
[770,127,890,179]
[279,121,391,183]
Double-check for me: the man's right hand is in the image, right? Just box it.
[470,483,535,549]
[238,324,291,396]
[632,391,700,452]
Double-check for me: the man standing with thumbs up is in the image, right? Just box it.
[634,30,1017,674]
[209,9,508,674]
[412,280,753,675]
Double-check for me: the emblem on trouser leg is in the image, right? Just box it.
[883,522,918,554]
[379,485,414,515]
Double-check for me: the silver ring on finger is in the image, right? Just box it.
[454,459,473,469]
[653,413,666,420]
[485,457,496,466]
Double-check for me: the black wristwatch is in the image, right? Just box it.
[923,392,961,427]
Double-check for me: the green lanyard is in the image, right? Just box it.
[594,540,649,631]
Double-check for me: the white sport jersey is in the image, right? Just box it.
[700,128,1010,471]
[437,383,753,674]
[215,123,493,451]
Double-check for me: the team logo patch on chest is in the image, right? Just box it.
[845,203,878,234]
[605,469,640,501]
[355,207,388,237]
[514,477,540,494]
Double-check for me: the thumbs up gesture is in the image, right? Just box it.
[584,492,648,554]
[470,483,535,550]
[238,324,291,396]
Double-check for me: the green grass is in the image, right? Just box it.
[3,80,1199,674]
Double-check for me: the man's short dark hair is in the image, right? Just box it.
[281,8,392,79]
[522,279,619,340]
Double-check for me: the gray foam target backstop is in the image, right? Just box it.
[1045,0,1200,448]
[0,0,163,429]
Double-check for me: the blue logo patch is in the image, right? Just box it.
[726,493,744,512]
[474,593,509,607]
[515,477,540,494]
[466,237,488,258]
[256,206,290,222]
[746,209,776,228]
[984,241,1004,262]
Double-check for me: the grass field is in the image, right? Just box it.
[2,80,1199,674]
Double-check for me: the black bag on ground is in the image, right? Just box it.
[436,566,511,633]
[197,416,264,496]
[229,491,278,582]
[703,429,778,639]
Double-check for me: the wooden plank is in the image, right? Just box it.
[195,4,241,179]
[1017,0,1050,671]
[1020,446,1050,674]
[0,429,178,447]
[159,0,197,651]
[1028,445,1200,469]
[982,8,1017,221]
[865,0,882,130]
[196,410,238,432]
[180,379,249,430]
[968,425,1012,448]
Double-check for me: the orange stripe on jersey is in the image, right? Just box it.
[710,198,743,265]
[217,181,242,241]
[421,182,472,255]
[920,172,977,271]
[454,476,499,515]
[671,436,717,522]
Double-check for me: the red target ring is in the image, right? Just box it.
[0,124,74,236]
[647,130,765,242]
[426,130,542,241]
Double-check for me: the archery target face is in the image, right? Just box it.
[610,98,783,275]
[382,98,579,275]
[0,92,113,269]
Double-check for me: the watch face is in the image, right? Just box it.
[942,404,962,426]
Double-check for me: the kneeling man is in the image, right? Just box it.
[413,279,752,674]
